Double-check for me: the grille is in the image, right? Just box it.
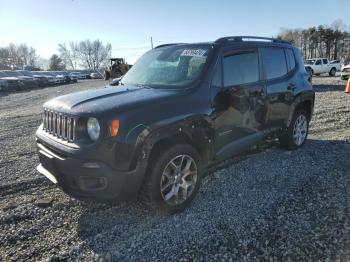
[43,109,76,142]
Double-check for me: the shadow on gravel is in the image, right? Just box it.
[313,84,346,92]
[75,138,350,261]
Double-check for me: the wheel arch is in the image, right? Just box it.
[129,120,214,172]
[286,94,315,127]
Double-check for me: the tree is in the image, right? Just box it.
[49,54,65,70]
[77,39,111,70]
[58,42,79,70]
[0,43,38,69]
[278,20,350,61]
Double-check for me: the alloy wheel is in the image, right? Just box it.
[160,154,198,205]
[293,114,308,146]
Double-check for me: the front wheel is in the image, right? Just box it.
[279,110,309,150]
[139,144,203,213]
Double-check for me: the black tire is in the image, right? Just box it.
[329,68,336,77]
[139,144,203,213]
[279,109,309,150]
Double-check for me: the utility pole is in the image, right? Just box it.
[151,37,154,49]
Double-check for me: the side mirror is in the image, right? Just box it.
[110,77,121,86]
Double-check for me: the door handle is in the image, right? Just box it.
[287,83,296,91]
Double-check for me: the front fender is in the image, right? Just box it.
[126,115,214,171]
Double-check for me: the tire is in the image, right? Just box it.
[279,109,309,150]
[139,144,203,213]
[329,68,336,77]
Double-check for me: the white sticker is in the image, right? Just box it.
[181,49,206,57]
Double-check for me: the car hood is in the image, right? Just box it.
[43,85,180,115]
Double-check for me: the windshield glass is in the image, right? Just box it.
[305,59,315,65]
[0,72,7,77]
[121,45,211,88]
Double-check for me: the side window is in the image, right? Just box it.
[285,48,296,72]
[322,59,328,64]
[223,50,259,87]
[261,47,287,80]
[315,59,322,65]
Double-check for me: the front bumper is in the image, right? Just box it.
[36,138,147,202]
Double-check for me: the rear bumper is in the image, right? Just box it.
[36,139,147,202]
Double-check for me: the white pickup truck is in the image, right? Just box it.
[304,58,340,76]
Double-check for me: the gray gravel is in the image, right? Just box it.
[1,77,350,261]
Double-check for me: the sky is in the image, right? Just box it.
[0,0,349,65]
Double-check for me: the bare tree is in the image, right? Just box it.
[77,39,111,70]
[278,20,350,61]
[0,43,38,69]
[58,42,79,70]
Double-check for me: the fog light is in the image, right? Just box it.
[82,162,100,169]
[78,176,107,191]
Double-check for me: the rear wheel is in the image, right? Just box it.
[329,68,336,76]
[140,144,203,213]
[279,110,309,150]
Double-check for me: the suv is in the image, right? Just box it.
[35,36,314,213]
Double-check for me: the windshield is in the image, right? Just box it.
[305,59,315,65]
[0,72,7,77]
[121,45,211,88]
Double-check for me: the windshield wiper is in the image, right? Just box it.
[136,84,152,89]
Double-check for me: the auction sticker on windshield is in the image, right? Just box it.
[181,49,207,57]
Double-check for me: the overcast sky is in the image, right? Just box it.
[0,0,349,64]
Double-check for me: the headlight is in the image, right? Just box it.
[87,117,100,141]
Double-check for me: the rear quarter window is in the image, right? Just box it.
[261,47,288,80]
[285,48,296,72]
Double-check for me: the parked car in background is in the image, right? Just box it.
[56,72,71,83]
[3,70,39,89]
[17,70,48,87]
[341,65,350,80]
[33,71,57,85]
[0,71,23,91]
[304,58,339,76]
[69,72,79,83]
[48,72,65,84]
[330,60,341,71]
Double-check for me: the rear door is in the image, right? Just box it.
[261,46,295,129]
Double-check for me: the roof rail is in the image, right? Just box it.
[215,36,291,45]
[154,43,185,49]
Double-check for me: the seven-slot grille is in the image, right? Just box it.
[43,109,76,142]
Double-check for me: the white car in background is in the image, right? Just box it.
[305,58,340,76]
[69,73,78,82]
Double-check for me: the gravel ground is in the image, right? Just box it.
[0,77,350,261]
